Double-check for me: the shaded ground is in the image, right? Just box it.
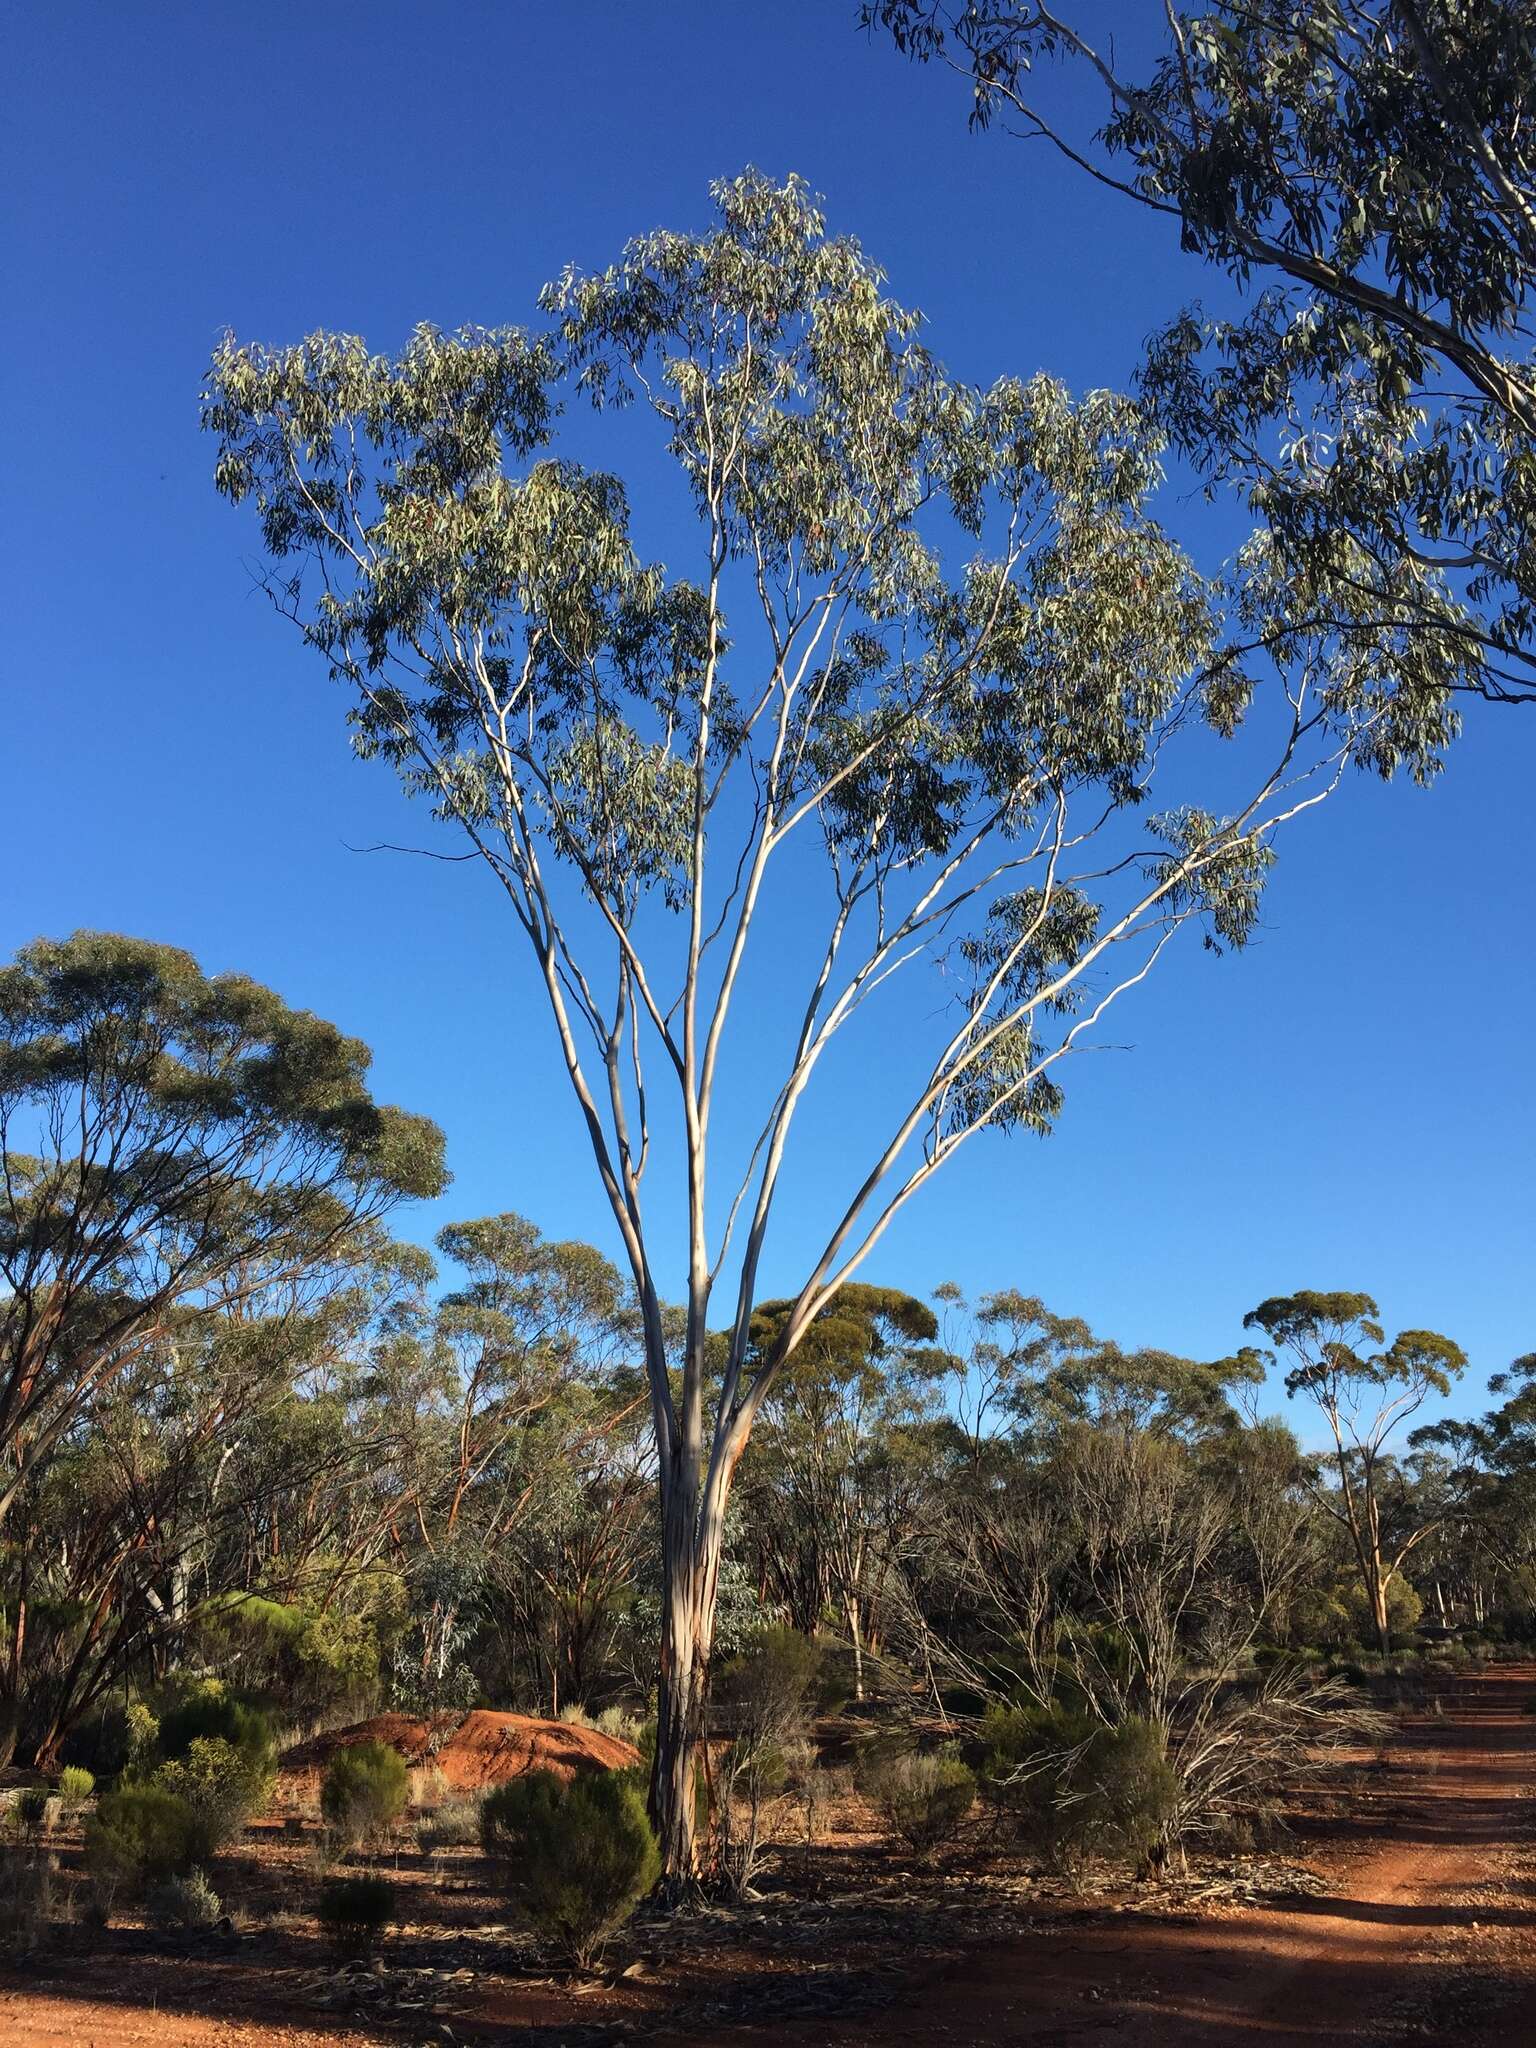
[766,1663,1536,2048]
[3,1664,1533,2047]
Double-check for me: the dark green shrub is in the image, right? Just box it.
[481,1768,659,1966]
[867,1751,975,1854]
[15,1787,51,1836]
[155,1735,274,1857]
[320,1739,409,1850]
[85,1784,199,1902]
[157,1684,275,1768]
[981,1703,1178,1873]
[316,1874,394,1958]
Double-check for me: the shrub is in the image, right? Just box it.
[594,1705,642,1743]
[58,1766,95,1812]
[15,1787,51,1836]
[867,1751,975,1855]
[85,1784,198,1902]
[146,1868,222,1932]
[320,1740,409,1851]
[713,1626,827,1896]
[981,1704,1178,1873]
[157,1684,275,1770]
[481,1768,659,1966]
[126,1701,160,1767]
[155,1736,274,1857]
[316,1874,395,1958]
[0,1849,68,1957]
[417,1796,482,1852]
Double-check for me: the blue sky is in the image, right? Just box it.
[6,0,1531,1429]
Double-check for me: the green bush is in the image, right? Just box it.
[316,1874,395,1958]
[15,1787,51,1835]
[320,1740,409,1850]
[85,1784,199,1902]
[867,1751,975,1854]
[157,1684,275,1769]
[481,1768,659,1966]
[146,1868,222,1932]
[58,1766,95,1812]
[155,1735,274,1857]
[981,1704,1178,1873]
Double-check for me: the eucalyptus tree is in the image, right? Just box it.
[205,172,1455,1879]
[0,1235,419,1770]
[0,932,446,1533]
[1243,1289,1466,1649]
[868,1,1536,706]
[1414,1350,1536,1620]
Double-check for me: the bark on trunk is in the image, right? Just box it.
[1371,1575,1391,1655]
[651,1484,714,1887]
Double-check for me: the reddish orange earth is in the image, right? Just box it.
[3,1666,1532,2047]
[767,1663,1536,2048]
[277,1707,638,1802]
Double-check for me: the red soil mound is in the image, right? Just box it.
[277,1708,638,1804]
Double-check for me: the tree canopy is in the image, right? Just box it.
[869,1,1536,706]
[0,931,447,1529]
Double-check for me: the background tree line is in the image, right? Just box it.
[4,931,1530,1796]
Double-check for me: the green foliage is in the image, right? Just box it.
[716,1625,824,1727]
[0,1848,65,1959]
[981,1704,1178,1872]
[157,1684,275,1770]
[871,1,1534,711]
[204,1595,382,1721]
[146,1867,222,1932]
[316,1874,395,1958]
[867,1750,976,1854]
[320,1740,409,1850]
[15,1787,50,1834]
[57,1767,94,1812]
[85,1784,199,1899]
[126,1702,160,1768]
[155,1736,274,1857]
[480,1768,659,1966]
[0,930,448,1559]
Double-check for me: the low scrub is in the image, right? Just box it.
[481,1768,658,1967]
[866,1751,976,1855]
[146,1868,222,1932]
[316,1874,394,1958]
[85,1784,199,1905]
[157,1684,276,1769]
[14,1787,52,1836]
[156,1735,274,1857]
[417,1795,482,1852]
[0,1847,71,1957]
[58,1766,95,1812]
[321,1739,409,1851]
[981,1704,1177,1873]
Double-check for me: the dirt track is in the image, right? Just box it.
[782,1663,1536,2048]
[4,1664,1534,2047]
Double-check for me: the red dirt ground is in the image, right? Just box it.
[276,1708,638,1802]
[3,1665,1532,2047]
[757,1663,1536,2048]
